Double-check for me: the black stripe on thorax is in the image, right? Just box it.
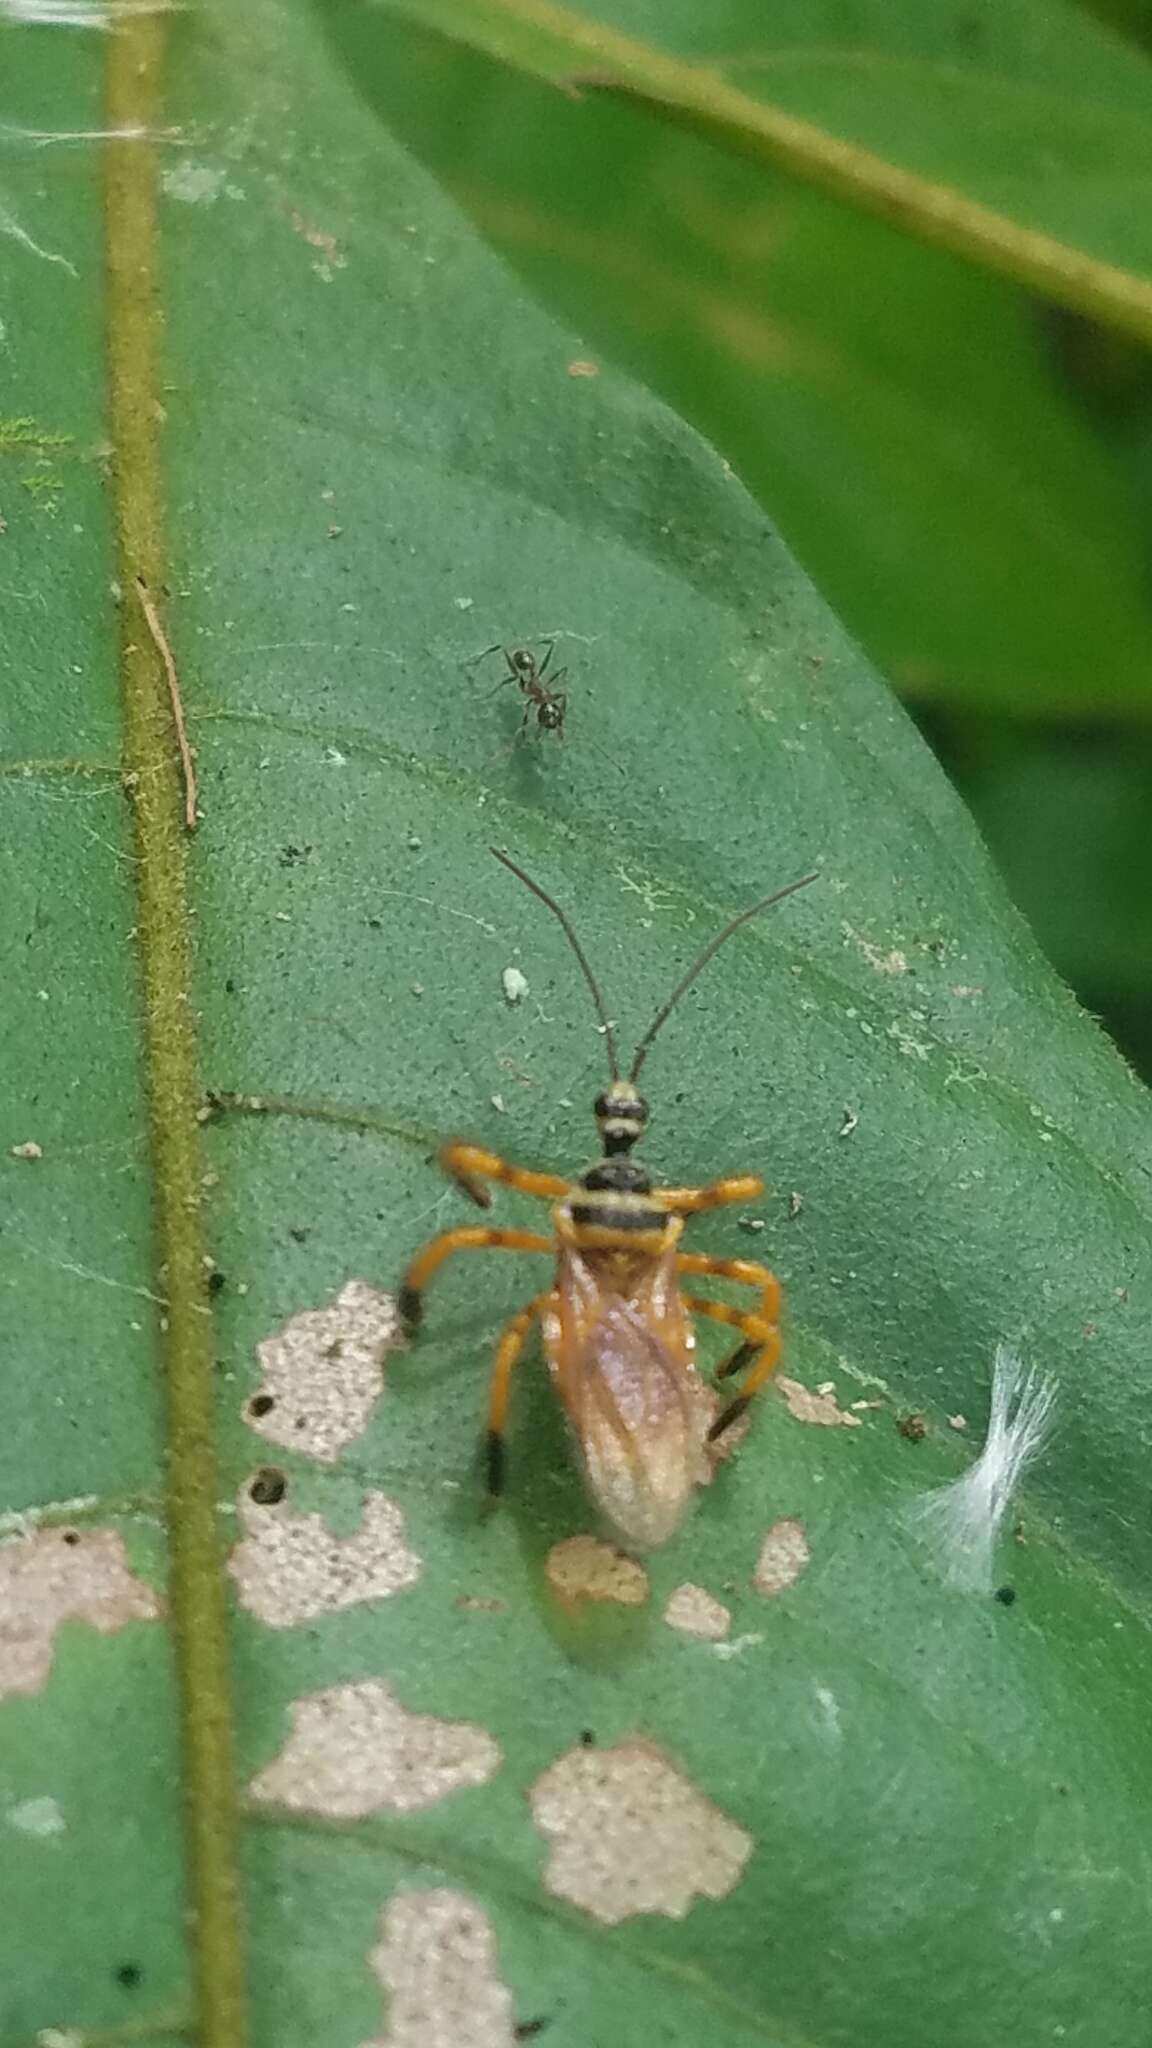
[569,1202,669,1233]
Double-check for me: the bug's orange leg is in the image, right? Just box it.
[677,1253,783,1439]
[484,1291,554,1495]
[658,1173,763,1214]
[440,1141,570,1210]
[399,1225,552,1330]
[681,1293,773,1350]
[681,1291,779,1380]
[675,1250,781,1325]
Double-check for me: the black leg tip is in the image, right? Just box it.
[484,1428,506,1496]
[708,1394,749,1443]
[398,1285,422,1331]
[717,1340,756,1382]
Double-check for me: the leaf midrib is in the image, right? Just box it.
[104,23,248,2048]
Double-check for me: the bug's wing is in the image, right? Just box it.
[545,1248,712,1551]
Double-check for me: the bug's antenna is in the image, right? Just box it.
[629,871,819,1081]
[490,848,621,1081]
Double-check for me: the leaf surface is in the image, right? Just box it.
[2,4,1152,2046]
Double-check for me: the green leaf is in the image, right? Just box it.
[3,3,1152,2046]
[925,709,1152,1069]
[317,0,1152,716]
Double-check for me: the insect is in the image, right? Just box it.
[398,849,817,1549]
[475,640,569,740]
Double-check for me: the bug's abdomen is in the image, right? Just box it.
[542,1238,709,1551]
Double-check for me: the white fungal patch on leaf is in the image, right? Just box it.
[844,925,909,976]
[249,1679,500,1818]
[245,1281,402,1463]
[663,1582,731,1642]
[530,1739,752,1924]
[908,1344,1056,1593]
[0,1527,160,1699]
[359,1889,517,2048]
[7,1795,65,1837]
[162,160,232,205]
[812,1683,842,1743]
[752,1518,811,1596]
[228,1489,421,1628]
[501,965,528,1005]
[777,1377,863,1428]
[888,1019,931,1061]
[711,1631,764,1662]
[545,1534,648,1608]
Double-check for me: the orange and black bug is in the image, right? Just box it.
[398,849,817,1550]
[475,640,569,740]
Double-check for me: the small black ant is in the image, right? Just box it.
[472,639,569,741]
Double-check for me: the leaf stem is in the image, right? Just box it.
[398,0,1152,345]
[104,23,248,2046]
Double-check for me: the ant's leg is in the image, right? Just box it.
[484,1291,554,1494]
[440,1141,569,1209]
[659,1174,763,1214]
[464,642,504,671]
[399,1225,552,1329]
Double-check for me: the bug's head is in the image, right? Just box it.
[594,1080,649,1156]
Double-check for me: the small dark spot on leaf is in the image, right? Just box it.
[896,1412,928,1442]
[248,1393,274,1418]
[61,1529,80,1546]
[367,917,382,930]
[279,843,312,867]
[994,1584,1017,1606]
[249,1467,287,1506]
[288,1227,309,1244]
[207,1270,226,1297]
[515,2022,550,2041]
[115,1962,141,1988]
[324,1339,344,1359]
[578,1729,595,1746]
[225,977,236,994]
